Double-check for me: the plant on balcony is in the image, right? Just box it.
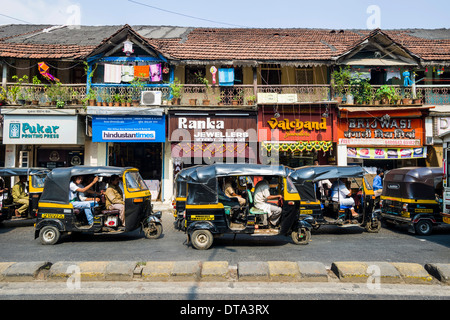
[131,77,145,106]
[414,91,423,104]
[113,93,122,106]
[9,75,29,105]
[402,91,412,105]
[331,66,351,103]
[0,87,7,106]
[350,76,372,105]
[195,72,211,105]
[31,76,43,105]
[168,77,183,105]
[246,95,257,105]
[375,85,396,104]
[82,88,97,106]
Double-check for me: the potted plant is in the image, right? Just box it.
[391,93,401,105]
[331,66,351,103]
[113,93,122,106]
[195,72,211,105]
[131,77,145,105]
[189,98,197,106]
[414,91,423,104]
[168,77,183,105]
[0,87,7,106]
[83,88,97,106]
[246,95,257,105]
[375,85,395,105]
[402,91,412,105]
[9,75,29,105]
[216,96,224,106]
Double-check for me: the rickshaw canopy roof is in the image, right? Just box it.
[40,166,133,205]
[176,164,291,184]
[289,165,365,184]
[383,167,442,184]
[0,167,50,176]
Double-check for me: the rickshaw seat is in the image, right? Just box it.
[340,205,352,210]
[102,209,120,215]
[250,207,266,215]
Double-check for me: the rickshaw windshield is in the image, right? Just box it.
[124,171,148,192]
[31,174,47,189]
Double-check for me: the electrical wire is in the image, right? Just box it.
[0,13,31,24]
[127,0,248,28]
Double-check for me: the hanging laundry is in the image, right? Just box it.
[134,65,150,78]
[149,64,162,82]
[121,65,134,82]
[402,71,413,87]
[218,68,234,86]
[386,69,401,81]
[104,64,122,84]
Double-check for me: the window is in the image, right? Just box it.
[185,66,206,84]
[125,171,149,193]
[296,68,314,84]
[260,64,281,85]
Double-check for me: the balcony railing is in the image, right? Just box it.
[2,83,450,107]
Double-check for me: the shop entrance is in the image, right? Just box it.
[108,142,163,181]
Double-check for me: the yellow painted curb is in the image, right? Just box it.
[268,261,300,281]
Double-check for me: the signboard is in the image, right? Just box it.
[258,106,334,142]
[3,115,84,145]
[92,116,165,143]
[347,147,427,159]
[169,112,257,143]
[338,117,424,147]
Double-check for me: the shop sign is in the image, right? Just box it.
[338,117,423,147]
[169,112,258,143]
[347,146,427,159]
[3,115,83,145]
[92,116,165,143]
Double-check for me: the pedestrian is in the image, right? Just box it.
[373,168,384,197]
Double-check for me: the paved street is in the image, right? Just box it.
[1,208,449,266]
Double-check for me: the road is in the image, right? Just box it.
[1,209,449,265]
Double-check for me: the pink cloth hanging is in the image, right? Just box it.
[150,64,162,82]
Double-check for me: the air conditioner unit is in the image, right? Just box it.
[141,91,162,106]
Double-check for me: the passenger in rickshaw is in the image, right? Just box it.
[373,169,384,197]
[253,177,283,227]
[105,175,125,228]
[69,175,99,226]
[224,177,246,207]
[331,178,358,218]
[12,175,29,218]
[79,175,104,203]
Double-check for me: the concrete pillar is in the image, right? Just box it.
[84,139,107,166]
[162,142,173,203]
[337,144,348,166]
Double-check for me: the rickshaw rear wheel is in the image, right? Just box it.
[39,226,61,245]
[414,220,433,236]
[143,223,163,239]
[291,228,311,245]
[191,229,213,250]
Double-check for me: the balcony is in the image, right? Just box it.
[2,83,449,108]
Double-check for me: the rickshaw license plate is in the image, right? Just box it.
[190,215,215,221]
[302,210,313,214]
[444,217,450,224]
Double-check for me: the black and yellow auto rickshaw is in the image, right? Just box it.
[289,165,381,232]
[0,168,49,222]
[380,167,443,236]
[174,163,313,250]
[35,166,162,245]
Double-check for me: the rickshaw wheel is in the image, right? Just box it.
[39,226,61,245]
[144,223,163,239]
[191,229,213,250]
[414,220,433,236]
[291,228,311,245]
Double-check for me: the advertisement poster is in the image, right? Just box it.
[347,147,427,159]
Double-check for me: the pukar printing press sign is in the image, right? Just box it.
[3,115,82,145]
[92,115,165,143]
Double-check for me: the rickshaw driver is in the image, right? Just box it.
[105,175,125,228]
[253,177,283,227]
[12,175,29,218]
[69,175,99,226]
[331,178,359,218]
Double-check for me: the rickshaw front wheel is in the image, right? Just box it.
[143,223,163,239]
[191,229,213,250]
[291,228,311,245]
[39,226,61,245]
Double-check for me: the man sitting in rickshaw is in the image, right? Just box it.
[331,178,359,218]
[12,175,29,218]
[224,177,246,207]
[105,175,125,228]
[69,175,99,226]
[253,177,283,227]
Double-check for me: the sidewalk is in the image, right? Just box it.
[0,260,448,286]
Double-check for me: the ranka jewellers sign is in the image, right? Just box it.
[169,112,258,143]
[3,114,84,145]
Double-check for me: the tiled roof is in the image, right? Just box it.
[0,24,448,62]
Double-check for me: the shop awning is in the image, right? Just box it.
[87,106,164,116]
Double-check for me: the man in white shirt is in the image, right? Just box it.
[253,178,282,226]
[69,176,98,226]
[331,179,358,218]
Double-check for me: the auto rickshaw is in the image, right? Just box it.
[35,166,162,245]
[289,165,381,232]
[0,168,50,222]
[174,163,313,250]
[380,167,443,236]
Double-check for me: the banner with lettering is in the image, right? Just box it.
[347,147,427,159]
